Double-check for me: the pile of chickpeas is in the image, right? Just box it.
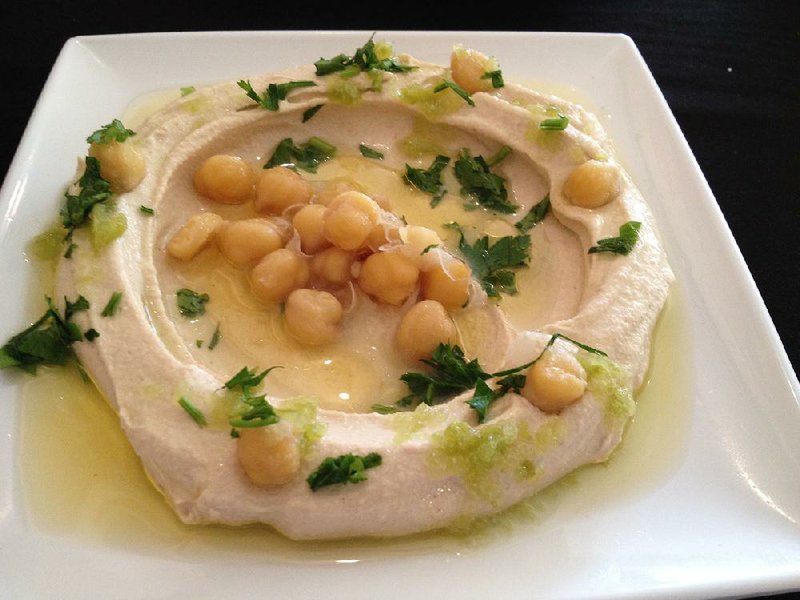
[166,154,473,360]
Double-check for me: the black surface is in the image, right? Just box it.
[1,1,798,598]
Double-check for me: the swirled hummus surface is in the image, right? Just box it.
[48,39,673,540]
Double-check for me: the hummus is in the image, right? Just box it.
[51,39,673,540]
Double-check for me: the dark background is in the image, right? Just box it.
[1,2,798,598]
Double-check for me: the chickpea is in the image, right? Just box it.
[254,166,313,215]
[237,421,300,487]
[395,300,457,360]
[310,247,356,285]
[250,248,310,303]
[421,260,471,310]
[358,251,420,305]
[292,204,332,254]
[88,141,146,193]
[522,347,587,413]
[284,288,343,346]
[562,160,620,208]
[450,45,498,95]
[166,212,224,261]
[216,219,285,267]
[323,191,381,251]
[193,154,255,205]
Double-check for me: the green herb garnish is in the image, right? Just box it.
[447,222,530,298]
[515,194,551,232]
[481,69,505,88]
[178,396,207,427]
[433,79,474,106]
[86,119,135,145]
[264,136,336,173]
[207,323,221,350]
[302,104,323,122]
[225,366,282,429]
[139,205,154,216]
[237,79,317,111]
[314,35,416,76]
[403,154,450,207]
[84,328,100,342]
[61,156,113,241]
[101,291,123,317]
[588,221,641,255]
[539,113,569,131]
[180,86,196,97]
[359,143,384,159]
[0,295,88,374]
[307,452,382,491]
[453,148,517,213]
[176,288,209,317]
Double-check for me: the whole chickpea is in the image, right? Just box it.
[562,160,620,208]
[310,247,356,285]
[284,288,343,346]
[421,260,472,310]
[215,219,285,267]
[323,191,381,251]
[292,204,332,254]
[522,347,587,413]
[88,141,146,193]
[450,45,499,95]
[358,251,420,305]
[250,248,310,303]
[193,154,255,205]
[254,166,313,215]
[395,300,458,360]
[236,421,300,487]
[166,212,224,261]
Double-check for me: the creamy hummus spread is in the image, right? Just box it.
[43,39,672,540]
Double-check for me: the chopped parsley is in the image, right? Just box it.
[314,35,416,76]
[515,194,551,233]
[101,291,123,317]
[264,136,336,173]
[588,221,642,255]
[307,452,382,491]
[302,104,323,122]
[224,366,282,429]
[0,295,89,374]
[85,119,135,145]
[207,323,221,350]
[84,328,100,342]
[539,112,569,131]
[180,86,196,97]
[433,79,474,106]
[359,143,384,159]
[403,154,450,207]
[139,205,155,215]
[481,69,505,88]
[447,222,530,298]
[176,288,209,317]
[237,79,317,111]
[61,156,113,241]
[178,396,207,427]
[453,148,517,213]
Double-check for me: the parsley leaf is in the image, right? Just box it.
[588,221,642,255]
[224,366,282,429]
[302,104,323,122]
[101,291,123,317]
[453,148,517,213]
[178,397,207,427]
[61,156,113,241]
[86,119,135,145]
[207,323,221,350]
[400,343,490,406]
[307,452,382,491]
[515,194,551,232]
[0,295,89,374]
[448,222,530,298]
[433,79,474,106]
[176,288,209,317]
[403,154,450,207]
[237,79,317,111]
[314,34,416,76]
[359,143,384,159]
[264,136,336,173]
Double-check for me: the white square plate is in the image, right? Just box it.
[1,31,799,600]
